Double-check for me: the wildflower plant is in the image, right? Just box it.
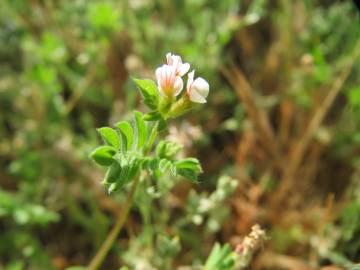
[90,53,209,193]
[85,53,266,270]
[87,53,210,269]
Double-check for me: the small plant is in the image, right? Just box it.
[87,53,209,270]
[83,53,267,270]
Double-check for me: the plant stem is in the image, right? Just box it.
[87,175,139,270]
[143,122,158,155]
[87,121,159,270]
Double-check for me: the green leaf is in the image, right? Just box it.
[156,141,182,159]
[116,121,134,151]
[205,243,221,269]
[105,155,131,193]
[142,157,159,171]
[117,155,131,188]
[175,158,202,182]
[134,111,148,150]
[90,146,116,166]
[133,78,159,109]
[109,155,140,192]
[159,159,172,173]
[217,244,232,263]
[205,243,236,270]
[175,158,202,171]
[103,162,121,184]
[97,127,120,149]
[176,169,199,182]
[127,157,141,181]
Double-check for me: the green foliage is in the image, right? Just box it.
[91,112,148,192]
[90,145,116,166]
[174,158,202,182]
[156,141,182,159]
[97,127,120,149]
[133,78,159,110]
[204,243,238,270]
[116,121,134,151]
[134,111,148,150]
[90,110,203,194]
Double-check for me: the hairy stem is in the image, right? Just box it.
[144,122,159,155]
[87,175,139,270]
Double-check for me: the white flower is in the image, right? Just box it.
[155,64,183,97]
[186,70,209,103]
[166,52,190,76]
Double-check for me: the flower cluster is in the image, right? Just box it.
[155,53,210,104]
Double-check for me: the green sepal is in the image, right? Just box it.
[158,95,172,116]
[167,96,192,119]
[90,146,116,166]
[144,110,162,121]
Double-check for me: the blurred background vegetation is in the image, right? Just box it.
[0,0,359,269]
